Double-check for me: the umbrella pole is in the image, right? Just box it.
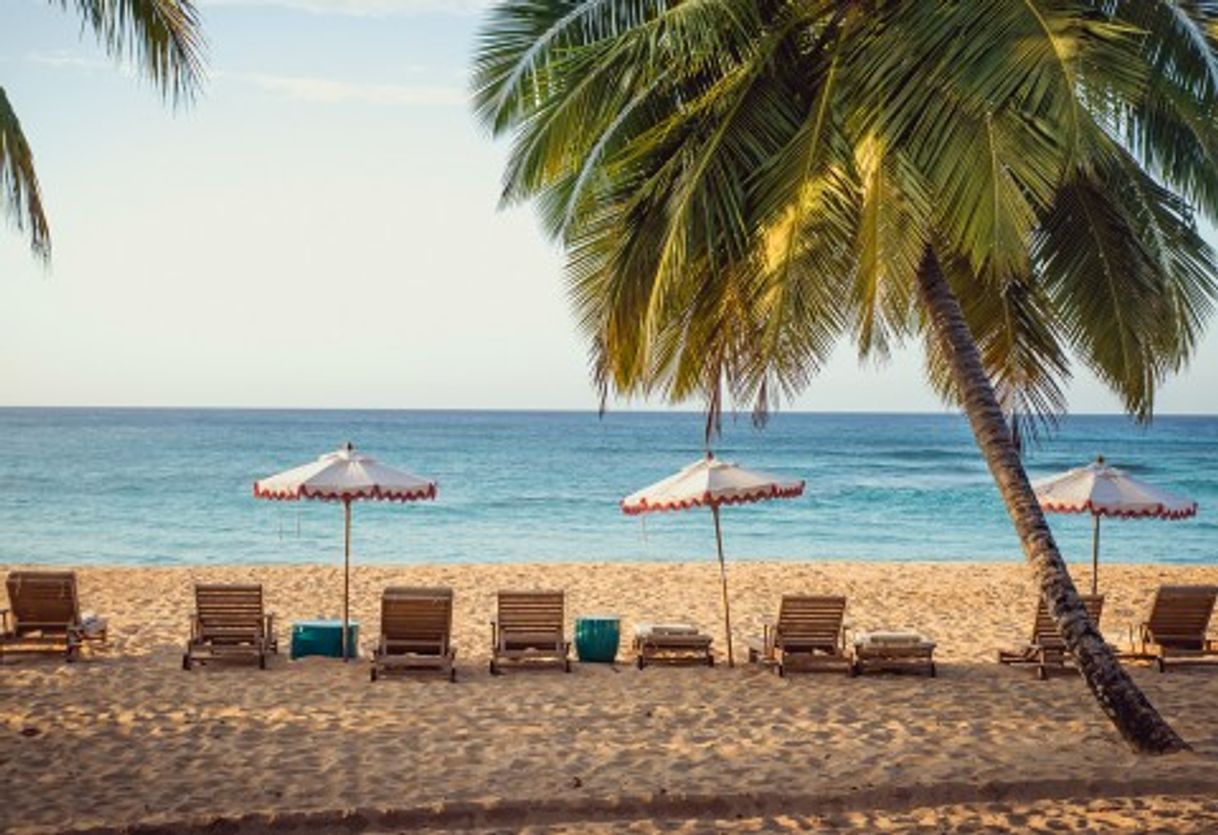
[1091,514,1100,596]
[711,504,734,667]
[343,499,351,662]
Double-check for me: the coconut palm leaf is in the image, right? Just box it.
[1124,71,1218,217]
[1115,0,1218,100]
[5,0,205,258]
[0,87,50,259]
[58,0,205,103]
[849,139,928,360]
[473,0,667,135]
[1094,1,1218,216]
[1035,157,1215,419]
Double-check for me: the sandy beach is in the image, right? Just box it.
[2,560,1217,834]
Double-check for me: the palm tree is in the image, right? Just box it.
[1,0,205,259]
[474,1,1218,753]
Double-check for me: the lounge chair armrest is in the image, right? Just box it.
[0,608,8,633]
[490,619,497,647]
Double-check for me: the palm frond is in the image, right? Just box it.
[1092,1,1218,219]
[0,87,50,259]
[474,0,746,136]
[850,138,930,359]
[919,103,1066,279]
[1034,155,1217,420]
[61,0,206,103]
[1122,71,1218,220]
[1112,0,1218,100]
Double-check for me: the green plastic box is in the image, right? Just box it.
[575,615,620,663]
[290,620,360,659]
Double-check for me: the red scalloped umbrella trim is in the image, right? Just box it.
[252,483,437,503]
[621,482,805,516]
[1039,499,1197,520]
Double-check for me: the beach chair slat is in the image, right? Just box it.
[490,591,570,673]
[2,571,99,660]
[184,584,273,670]
[751,595,850,674]
[371,586,455,681]
[1133,586,1218,670]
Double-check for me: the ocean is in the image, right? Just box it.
[0,409,1214,568]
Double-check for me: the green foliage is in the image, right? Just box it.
[476,0,1218,433]
[63,0,206,104]
[2,0,205,259]
[0,87,49,259]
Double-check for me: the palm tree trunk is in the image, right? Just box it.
[915,245,1188,754]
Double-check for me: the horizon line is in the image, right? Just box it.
[1,404,1215,419]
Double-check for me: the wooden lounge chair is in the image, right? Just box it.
[490,590,571,674]
[852,630,937,677]
[633,622,714,669]
[747,595,850,676]
[183,584,277,670]
[370,586,457,682]
[998,594,1103,680]
[1126,585,1218,672]
[1,571,107,661]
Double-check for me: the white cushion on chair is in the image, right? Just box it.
[81,613,107,637]
[855,630,927,647]
[634,622,700,637]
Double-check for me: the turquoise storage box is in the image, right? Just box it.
[290,619,360,659]
[574,614,620,663]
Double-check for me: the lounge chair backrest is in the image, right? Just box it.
[1146,585,1218,647]
[381,587,452,651]
[497,591,564,635]
[776,595,846,645]
[1031,594,1103,650]
[6,571,80,631]
[195,584,265,635]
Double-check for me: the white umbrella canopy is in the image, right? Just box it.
[1033,456,1197,594]
[622,454,806,515]
[622,453,805,666]
[253,444,437,503]
[254,443,437,659]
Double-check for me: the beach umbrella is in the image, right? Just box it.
[1033,455,1197,595]
[253,442,437,659]
[622,452,805,666]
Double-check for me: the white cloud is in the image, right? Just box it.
[25,50,114,72]
[239,72,467,107]
[198,0,489,16]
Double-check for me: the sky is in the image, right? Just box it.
[2,0,1217,414]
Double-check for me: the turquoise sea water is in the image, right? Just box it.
[0,409,1214,567]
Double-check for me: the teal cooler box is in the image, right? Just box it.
[574,614,620,663]
[291,619,360,659]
